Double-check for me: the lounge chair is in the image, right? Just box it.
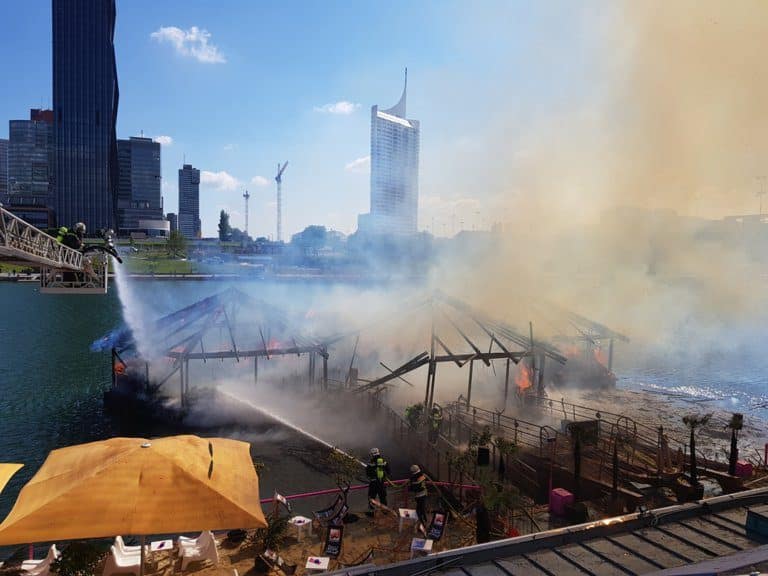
[177,530,218,571]
[258,549,296,575]
[21,545,60,576]
[102,545,140,576]
[312,485,350,528]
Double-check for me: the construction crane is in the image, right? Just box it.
[275,161,288,242]
[242,189,250,236]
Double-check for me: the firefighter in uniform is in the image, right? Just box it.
[409,464,429,532]
[366,447,390,515]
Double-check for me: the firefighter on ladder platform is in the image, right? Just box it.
[61,222,86,250]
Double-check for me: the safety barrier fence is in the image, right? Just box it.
[259,479,481,505]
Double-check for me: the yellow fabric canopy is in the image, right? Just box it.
[0,464,23,495]
[0,435,266,545]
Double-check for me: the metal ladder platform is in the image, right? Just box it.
[0,204,108,294]
[0,204,83,270]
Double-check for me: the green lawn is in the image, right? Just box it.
[0,263,35,274]
[121,256,194,274]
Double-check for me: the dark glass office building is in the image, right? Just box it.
[0,139,7,202]
[53,0,119,231]
[178,164,201,238]
[117,136,163,233]
[7,110,55,207]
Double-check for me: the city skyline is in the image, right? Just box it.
[3,2,765,240]
[0,1,550,239]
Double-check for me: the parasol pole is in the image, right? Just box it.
[140,535,146,576]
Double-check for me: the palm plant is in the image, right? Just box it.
[682,413,712,486]
[727,413,744,476]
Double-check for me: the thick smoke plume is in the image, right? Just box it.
[436,0,768,355]
[110,2,768,459]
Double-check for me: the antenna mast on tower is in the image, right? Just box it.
[275,161,289,242]
[243,189,250,235]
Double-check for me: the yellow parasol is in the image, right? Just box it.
[0,464,23,495]
[0,436,266,573]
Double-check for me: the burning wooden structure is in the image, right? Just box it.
[98,288,336,408]
[354,291,569,411]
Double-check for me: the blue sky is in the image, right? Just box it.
[0,0,600,238]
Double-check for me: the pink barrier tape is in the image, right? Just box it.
[260,479,480,504]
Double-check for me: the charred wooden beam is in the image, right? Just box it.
[441,309,491,366]
[222,306,239,362]
[433,351,528,363]
[380,361,415,387]
[434,335,466,367]
[472,316,519,363]
[356,352,431,393]
[258,326,270,360]
[166,345,326,360]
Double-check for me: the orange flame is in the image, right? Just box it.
[593,347,607,366]
[562,344,581,358]
[515,363,534,391]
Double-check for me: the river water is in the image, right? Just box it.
[1,278,768,526]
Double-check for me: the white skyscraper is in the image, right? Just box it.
[365,69,420,235]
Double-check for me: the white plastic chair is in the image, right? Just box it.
[102,545,140,576]
[21,544,60,576]
[177,530,219,570]
[114,535,145,556]
[176,530,212,553]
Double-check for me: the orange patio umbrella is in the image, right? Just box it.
[0,464,23,495]
[0,436,266,573]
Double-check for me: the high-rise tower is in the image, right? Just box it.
[178,164,201,238]
[53,0,119,230]
[367,69,420,235]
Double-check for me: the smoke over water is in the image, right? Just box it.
[108,2,768,459]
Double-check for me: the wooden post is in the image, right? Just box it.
[466,360,474,408]
[504,358,510,409]
[426,323,435,408]
[179,361,185,407]
[424,361,433,407]
[529,321,536,381]
[111,348,117,389]
[608,338,614,372]
[308,353,314,387]
[537,354,546,395]
[428,364,437,409]
[254,356,258,384]
[322,350,328,390]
